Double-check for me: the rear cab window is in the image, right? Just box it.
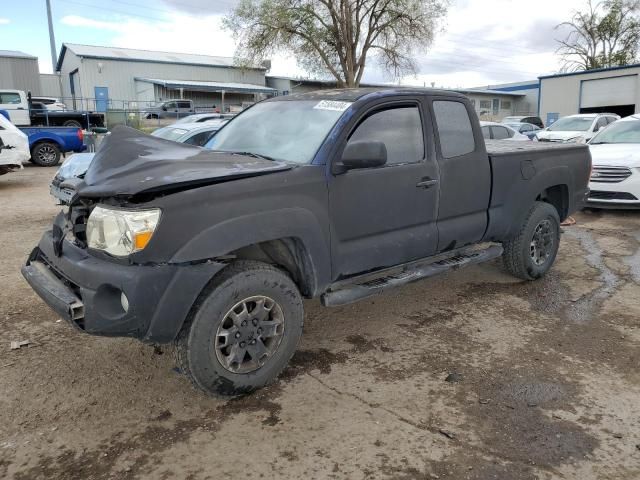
[432,100,476,158]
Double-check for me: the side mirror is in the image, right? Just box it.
[339,140,387,171]
[0,137,4,150]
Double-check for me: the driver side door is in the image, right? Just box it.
[328,99,440,278]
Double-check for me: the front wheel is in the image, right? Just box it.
[175,260,304,396]
[502,201,561,280]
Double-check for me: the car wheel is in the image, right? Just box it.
[62,120,83,128]
[502,201,561,280]
[174,260,304,396]
[31,142,61,167]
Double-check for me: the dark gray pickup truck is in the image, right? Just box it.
[22,88,591,395]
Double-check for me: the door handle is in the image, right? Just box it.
[416,178,438,189]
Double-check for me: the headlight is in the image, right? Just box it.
[86,206,161,257]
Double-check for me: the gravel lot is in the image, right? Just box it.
[1,165,639,480]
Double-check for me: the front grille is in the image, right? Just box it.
[589,190,638,200]
[591,166,633,183]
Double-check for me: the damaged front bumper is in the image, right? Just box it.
[21,230,225,343]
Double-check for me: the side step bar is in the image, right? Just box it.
[321,244,504,307]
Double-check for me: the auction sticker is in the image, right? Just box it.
[313,100,352,111]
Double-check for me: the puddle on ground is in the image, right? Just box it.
[623,230,640,284]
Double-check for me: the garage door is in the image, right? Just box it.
[581,74,638,108]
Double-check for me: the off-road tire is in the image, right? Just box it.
[31,142,61,166]
[174,260,304,396]
[63,119,83,128]
[502,201,561,280]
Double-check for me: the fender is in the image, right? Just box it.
[170,207,332,296]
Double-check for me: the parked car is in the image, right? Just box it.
[174,113,235,124]
[503,122,541,140]
[49,120,227,204]
[31,96,67,111]
[502,115,545,129]
[0,90,104,129]
[480,121,529,141]
[0,112,29,175]
[22,88,590,396]
[151,120,227,146]
[586,114,640,208]
[536,113,619,143]
[142,100,194,119]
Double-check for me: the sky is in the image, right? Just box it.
[0,0,588,88]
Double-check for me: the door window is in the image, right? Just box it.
[595,117,608,131]
[164,101,177,110]
[0,92,21,104]
[433,101,476,158]
[177,101,192,109]
[481,126,491,139]
[520,124,532,132]
[491,126,511,139]
[348,106,424,165]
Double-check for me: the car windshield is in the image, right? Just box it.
[205,99,350,164]
[548,117,593,131]
[151,127,188,142]
[590,120,640,144]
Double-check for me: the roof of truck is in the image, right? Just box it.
[271,87,468,102]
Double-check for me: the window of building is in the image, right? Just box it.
[501,100,512,110]
[348,106,424,165]
[433,101,476,158]
[479,100,491,109]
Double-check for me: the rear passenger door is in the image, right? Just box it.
[430,98,491,251]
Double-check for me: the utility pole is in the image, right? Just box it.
[46,0,57,71]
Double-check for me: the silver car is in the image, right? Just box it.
[143,99,195,119]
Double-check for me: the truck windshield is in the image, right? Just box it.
[205,100,351,164]
[548,117,593,131]
[152,127,188,142]
[590,120,640,144]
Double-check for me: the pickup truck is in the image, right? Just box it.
[1,109,87,166]
[0,90,104,129]
[21,88,591,396]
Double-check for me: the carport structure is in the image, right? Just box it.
[134,77,277,112]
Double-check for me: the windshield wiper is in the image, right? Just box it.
[228,151,277,161]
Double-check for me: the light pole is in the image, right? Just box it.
[46,0,57,71]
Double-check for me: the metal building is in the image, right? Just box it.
[0,50,41,95]
[55,43,276,111]
[539,64,640,126]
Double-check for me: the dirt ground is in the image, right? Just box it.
[1,165,639,480]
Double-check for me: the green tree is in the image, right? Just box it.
[224,0,448,87]
[556,0,640,71]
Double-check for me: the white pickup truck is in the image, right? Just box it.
[0,90,104,129]
[0,113,29,175]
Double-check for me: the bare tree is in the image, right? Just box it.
[224,0,448,87]
[556,0,640,71]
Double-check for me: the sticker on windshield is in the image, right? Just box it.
[313,100,352,112]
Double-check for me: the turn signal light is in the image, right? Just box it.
[133,231,154,250]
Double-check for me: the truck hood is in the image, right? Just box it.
[77,126,293,198]
[589,143,640,168]
[536,130,590,142]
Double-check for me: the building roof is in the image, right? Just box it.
[454,87,525,97]
[135,78,276,94]
[539,63,640,80]
[57,43,264,71]
[0,50,37,60]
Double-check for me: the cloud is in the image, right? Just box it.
[0,18,10,25]
[160,0,239,15]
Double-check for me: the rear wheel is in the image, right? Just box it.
[62,119,83,128]
[31,142,61,166]
[175,260,304,396]
[502,201,561,280]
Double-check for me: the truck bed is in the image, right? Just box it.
[485,139,588,157]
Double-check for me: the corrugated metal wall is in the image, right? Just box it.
[39,74,63,97]
[0,57,41,94]
[67,56,267,105]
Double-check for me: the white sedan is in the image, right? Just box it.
[480,121,530,141]
[587,114,640,208]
